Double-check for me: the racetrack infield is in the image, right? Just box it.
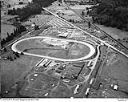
[12,36,96,61]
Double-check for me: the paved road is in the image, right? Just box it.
[43,7,128,58]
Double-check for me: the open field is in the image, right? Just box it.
[96,24,128,40]
[69,5,94,16]
[96,24,128,48]
[28,72,59,90]
[1,24,16,39]
[62,14,82,21]
[49,81,72,98]
[19,72,59,97]
[23,14,54,27]
[1,55,42,94]
[100,52,128,93]
[1,15,18,39]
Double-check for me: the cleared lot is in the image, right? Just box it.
[19,72,59,97]
[1,55,42,94]
[100,52,128,93]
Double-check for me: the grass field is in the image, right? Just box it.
[28,73,59,90]
[100,52,128,93]
[96,24,128,40]
[14,37,91,60]
[70,5,93,16]
[1,24,16,39]
[19,72,59,97]
[1,55,42,93]
[49,81,72,98]
[23,14,53,27]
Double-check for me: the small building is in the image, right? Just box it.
[30,23,36,30]
[31,23,36,27]
[85,88,90,96]
[38,59,48,67]
[58,32,69,39]
[62,79,70,83]
[44,60,52,67]
[110,84,119,91]
[87,61,93,67]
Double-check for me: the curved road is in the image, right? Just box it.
[11,36,96,62]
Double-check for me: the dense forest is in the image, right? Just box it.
[90,0,128,31]
[32,0,57,7]
[8,0,57,21]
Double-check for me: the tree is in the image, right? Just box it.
[20,52,24,55]
[58,0,62,3]
[19,25,26,32]
[88,21,91,28]
[9,56,13,61]
[35,25,39,30]
[7,32,10,37]
[1,38,6,47]
[15,52,20,58]
[81,11,85,16]
[3,48,7,52]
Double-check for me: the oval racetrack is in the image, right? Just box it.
[11,36,96,61]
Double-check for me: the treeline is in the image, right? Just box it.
[1,25,26,47]
[8,3,42,21]
[8,0,57,21]
[7,51,23,61]
[2,49,24,61]
[32,0,57,7]
[90,0,128,31]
